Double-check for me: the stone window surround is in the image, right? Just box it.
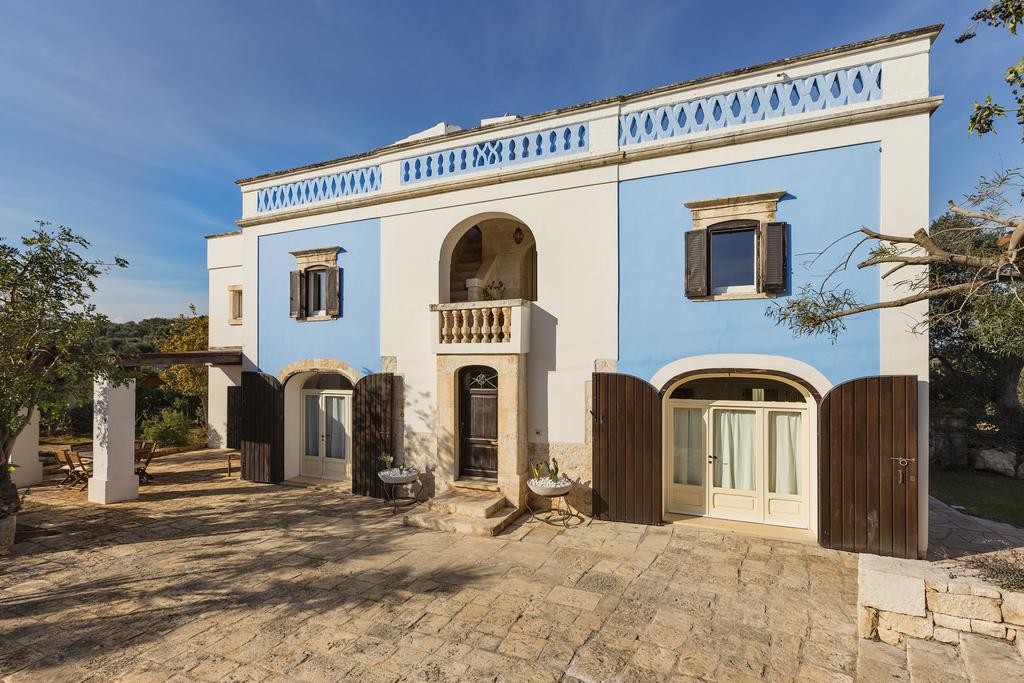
[683,190,786,302]
[291,246,339,322]
[228,285,243,326]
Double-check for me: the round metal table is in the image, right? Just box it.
[378,471,422,514]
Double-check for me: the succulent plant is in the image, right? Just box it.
[380,453,394,469]
[550,458,560,481]
[531,462,547,480]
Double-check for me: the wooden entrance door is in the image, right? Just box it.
[459,366,498,479]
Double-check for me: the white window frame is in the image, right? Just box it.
[709,225,758,295]
[305,267,328,317]
[228,285,243,325]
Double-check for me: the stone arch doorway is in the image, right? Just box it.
[439,213,537,304]
[662,371,816,529]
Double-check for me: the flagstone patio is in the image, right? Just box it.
[2,449,862,682]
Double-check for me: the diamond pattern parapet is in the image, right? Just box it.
[256,165,381,213]
[618,63,883,146]
[400,123,589,186]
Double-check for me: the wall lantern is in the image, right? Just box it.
[513,226,524,244]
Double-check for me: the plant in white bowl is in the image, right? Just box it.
[378,454,419,484]
[527,459,572,496]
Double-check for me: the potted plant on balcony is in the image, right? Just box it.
[527,459,572,497]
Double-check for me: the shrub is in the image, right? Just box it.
[140,408,193,447]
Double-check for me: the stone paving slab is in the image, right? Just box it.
[1,449,862,681]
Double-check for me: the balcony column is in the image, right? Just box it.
[466,278,484,302]
[88,378,139,504]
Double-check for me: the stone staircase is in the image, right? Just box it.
[857,633,1024,682]
[404,487,519,537]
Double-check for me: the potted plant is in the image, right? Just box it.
[377,453,418,484]
[527,458,572,496]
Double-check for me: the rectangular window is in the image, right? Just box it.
[306,269,327,315]
[228,286,243,324]
[709,227,756,294]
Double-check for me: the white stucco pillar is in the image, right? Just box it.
[10,409,42,488]
[88,378,139,504]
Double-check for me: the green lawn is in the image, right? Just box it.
[931,469,1024,529]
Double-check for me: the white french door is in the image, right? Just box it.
[665,400,808,528]
[301,390,352,480]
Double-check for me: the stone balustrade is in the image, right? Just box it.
[429,299,531,354]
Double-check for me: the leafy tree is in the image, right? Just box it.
[0,223,128,518]
[956,0,1024,140]
[768,5,1024,349]
[156,304,209,425]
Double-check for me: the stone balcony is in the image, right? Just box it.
[429,299,531,354]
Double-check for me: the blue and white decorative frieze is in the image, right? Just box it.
[400,123,589,185]
[256,165,381,213]
[619,63,883,146]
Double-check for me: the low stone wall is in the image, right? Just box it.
[858,554,1024,655]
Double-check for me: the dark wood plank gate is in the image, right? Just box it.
[226,385,242,450]
[352,372,394,499]
[592,372,662,525]
[239,371,284,484]
[819,375,919,559]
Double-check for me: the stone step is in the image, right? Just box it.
[403,505,520,537]
[959,633,1024,683]
[427,489,507,518]
[906,637,967,683]
[451,478,501,493]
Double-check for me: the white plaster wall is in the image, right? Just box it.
[379,176,618,447]
[207,364,241,449]
[9,409,41,488]
[208,265,244,349]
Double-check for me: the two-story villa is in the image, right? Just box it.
[207,26,940,559]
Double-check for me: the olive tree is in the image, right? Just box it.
[0,223,128,519]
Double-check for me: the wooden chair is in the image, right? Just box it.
[53,449,76,487]
[65,449,92,490]
[135,443,157,483]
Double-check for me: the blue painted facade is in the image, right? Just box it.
[257,219,381,378]
[618,143,881,385]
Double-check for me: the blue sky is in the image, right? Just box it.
[1,1,1021,321]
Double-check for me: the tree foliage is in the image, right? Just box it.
[156,304,209,423]
[956,0,1024,140]
[0,223,128,518]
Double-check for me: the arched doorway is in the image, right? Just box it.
[442,216,537,304]
[297,373,354,480]
[663,374,812,528]
[458,365,499,480]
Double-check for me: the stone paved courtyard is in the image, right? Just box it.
[2,449,862,682]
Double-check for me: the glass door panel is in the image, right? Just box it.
[666,406,705,515]
[708,408,761,522]
[765,410,806,527]
[322,395,348,480]
[301,393,321,477]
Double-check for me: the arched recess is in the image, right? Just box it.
[438,211,537,304]
[652,354,829,535]
[277,359,362,481]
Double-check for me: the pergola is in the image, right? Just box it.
[81,348,243,504]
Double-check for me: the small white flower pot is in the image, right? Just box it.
[528,479,572,497]
[378,470,419,485]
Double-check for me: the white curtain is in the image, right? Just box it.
[672,408,702,486]
[325,396,346,460]
[769,411,802,495]
[714,409,756,490]
[304,395,320,457]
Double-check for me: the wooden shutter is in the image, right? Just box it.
[761,222,787,293]
[353,373,394,499]
[240,371,284,484]
[289,270,304,318]
[325,267,341,317]
[819,375,919,559]
[226,385,242,450]
[684,230,708,298]
[592,373,662,525]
